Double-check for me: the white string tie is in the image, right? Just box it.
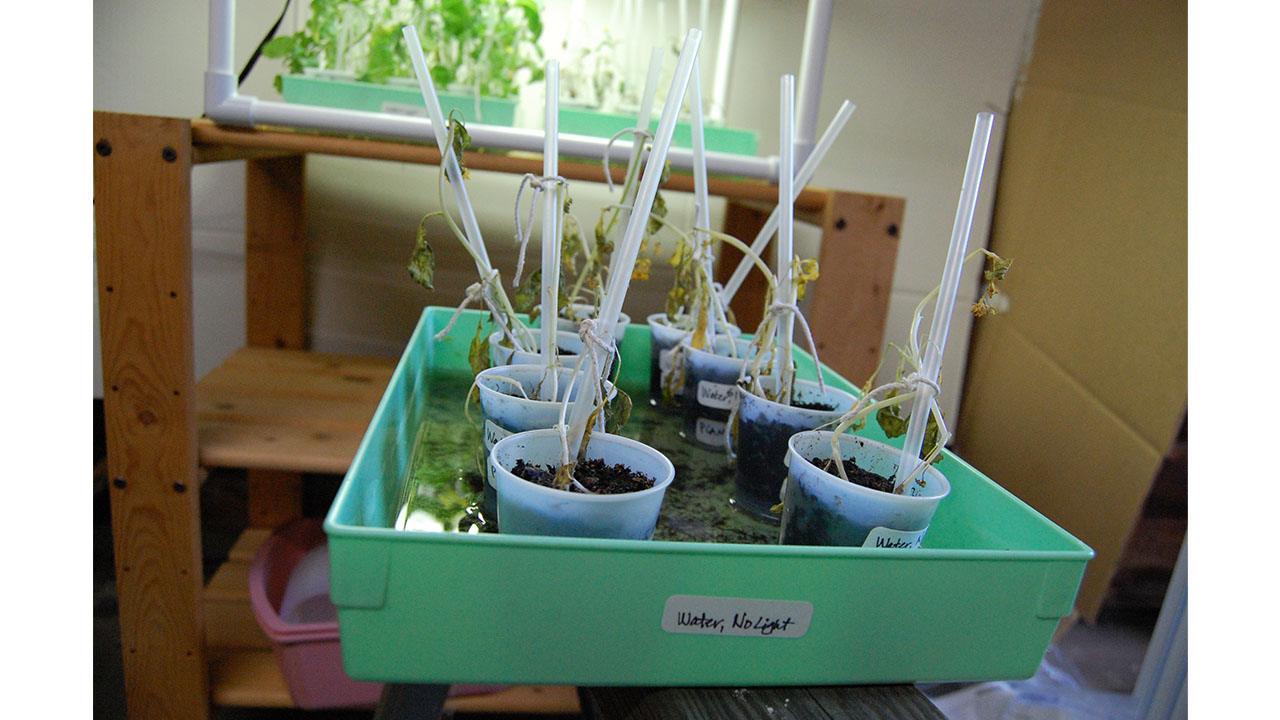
[512,173,568,287]
[436,268,531,352]
[768,301,827,395]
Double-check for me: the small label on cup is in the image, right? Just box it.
[483,419,512,452]
[696,380,736,410]
[695,417,727,446]
[862,526,928,549]
[661,595,812,638]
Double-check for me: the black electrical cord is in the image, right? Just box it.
[239,0,293,87]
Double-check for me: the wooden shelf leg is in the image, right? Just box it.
[806,190,904,385]
[245,154,308,350]
[716,200,773,332]
[245,155,310,520]
[94,111,210,720]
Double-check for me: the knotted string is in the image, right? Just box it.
[828,371,948,492]
[602,127,654,193]
[767,301,827,395]
[435,268,526,352]
[552,318,617,494]
[511,173,568,287]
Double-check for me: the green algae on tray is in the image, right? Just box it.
[398,370,778,545]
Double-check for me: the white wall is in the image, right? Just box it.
[93,0,1040,427]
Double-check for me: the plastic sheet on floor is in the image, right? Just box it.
[923,646,1137,720]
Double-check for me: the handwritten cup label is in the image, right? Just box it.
[483,419,513,452]
[696,380,736,410]
[662,595,812,638]
[695,417,727,446]
[862,526,928,549]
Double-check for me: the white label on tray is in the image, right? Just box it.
[381,101,429,117]
[483,419,512,452]
[661,595,812,638]
[696,380,736,410]
[862,526,929,549]
[695,417,727,446]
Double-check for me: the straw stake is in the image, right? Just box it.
[892,112,995,490]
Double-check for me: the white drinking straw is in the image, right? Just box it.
[777,75,796,400]
[893,112,995,490]
[402,25,493,275]
[540,60,561,400]
[689,55,715,346]
[605,47,665,284]
[719,99,855,306]
[564,28,704,456]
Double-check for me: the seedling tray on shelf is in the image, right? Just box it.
[280,74,518,126]
[558,105,759,157]
[325,307,1092,687]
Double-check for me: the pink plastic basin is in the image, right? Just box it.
[249,518,503,709]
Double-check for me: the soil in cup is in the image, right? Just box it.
[809,455,896,494]
[512,458,656,494]
[790,398,835,411]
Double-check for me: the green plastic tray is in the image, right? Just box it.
[280,74,518,126]
[325,307,1092,686]
[559,105,759,156]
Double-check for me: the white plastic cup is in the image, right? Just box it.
[647,313,691,403]
[475,365,610,517]
[555,303,631,334]
[733,379,858,522]
[646,313,740,405]
[779,430,950,548]
[488,329,584,367]
[488,428,676,540]
[676,335,768,447]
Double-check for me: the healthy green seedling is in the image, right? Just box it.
[265,0,545,98]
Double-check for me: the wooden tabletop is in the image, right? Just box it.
[579,685,947,720]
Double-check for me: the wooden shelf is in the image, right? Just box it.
[95,111,903,719]
[196,348,396,474]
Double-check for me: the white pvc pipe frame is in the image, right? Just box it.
[204,0,833,183]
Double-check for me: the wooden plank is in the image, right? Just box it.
[208,649,295,708]
[580,685,945,720]
[717,200,774,332]
[245,154,309,535]
[195,348,395,473]
[446,685,581,715]
[246,154,308,350]
[94,110,209,720]
[248,469,305,527]
[228,527,273,562]
[191,119,830,211]
[807,190,904,386]
[204,560,272,650]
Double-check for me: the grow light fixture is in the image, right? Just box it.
[205,0,834,181]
